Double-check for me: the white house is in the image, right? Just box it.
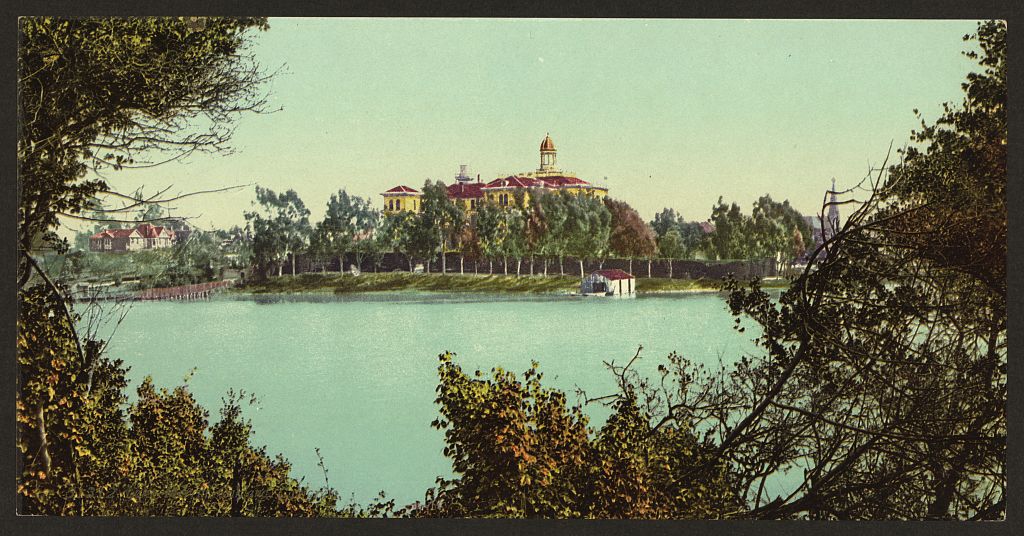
[581,269,636,296]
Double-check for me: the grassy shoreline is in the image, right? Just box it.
[235,272,789,295]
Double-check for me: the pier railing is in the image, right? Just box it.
[136,280,233,301]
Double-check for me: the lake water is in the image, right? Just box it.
[98,291,765,506]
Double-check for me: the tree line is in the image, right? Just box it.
[650,195,813,276]
[244,182,814,280]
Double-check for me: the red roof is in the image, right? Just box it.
[592,269,634,281]
[91,224,175,240]
[447,182,484,199]
[482,176,545,189]
[540,134,556,151]
[90,228,137,239]
[383,185,420,194]
[538,175,592,188]
[136,223,174,239]
[698,221,716,234]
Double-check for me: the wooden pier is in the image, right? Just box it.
[73,280,235,302]
[136,280,234,301]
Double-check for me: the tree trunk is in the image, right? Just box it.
[559,257,564,275]
[408,257,413,272]
[579,259,584,277]
[516,258,522,276]
[231,460,242,517]
[426,260,431,273]
[628,258,633,274]
[503,256,508,275]
[460,254,465,275]
[489,260,493,274]
[543,258,548,276]
[668,259,673,278]
[927,456,965,519]
[35,404,51,474]
[277,263,283,277]
[291,254,296,276]
[441,247,447,274]
[647,259,652,278]
[530,256,534,276]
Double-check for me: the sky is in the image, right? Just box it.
[72,18,983,233]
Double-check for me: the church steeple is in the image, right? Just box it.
[539,134,557,171]
[824,177,842,243]
[828,177,840,227]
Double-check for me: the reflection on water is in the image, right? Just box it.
[98,291,781,507]
[235,290,733,305]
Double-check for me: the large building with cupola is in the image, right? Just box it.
[381,135,608,214]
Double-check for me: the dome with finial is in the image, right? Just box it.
[540,134,556,151]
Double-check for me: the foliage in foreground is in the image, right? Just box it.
[16,16,374,517]
[18,16,270,274]
[411,21,1006,520]
[413,352,740,518]
[17,283,364,516]
[710,21,1006,519]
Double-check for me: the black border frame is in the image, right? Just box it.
[2,1,1021,535]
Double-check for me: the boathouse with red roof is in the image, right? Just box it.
[581,269,636,296]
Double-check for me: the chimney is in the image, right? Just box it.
[477,173,480,183]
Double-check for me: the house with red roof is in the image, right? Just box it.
[381,185,421,214]
[581,269,636,296]
[447,181,486,211]
[89,223,176,252]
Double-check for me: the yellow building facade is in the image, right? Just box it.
[379,135,609,214]
[381,185,421,214]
